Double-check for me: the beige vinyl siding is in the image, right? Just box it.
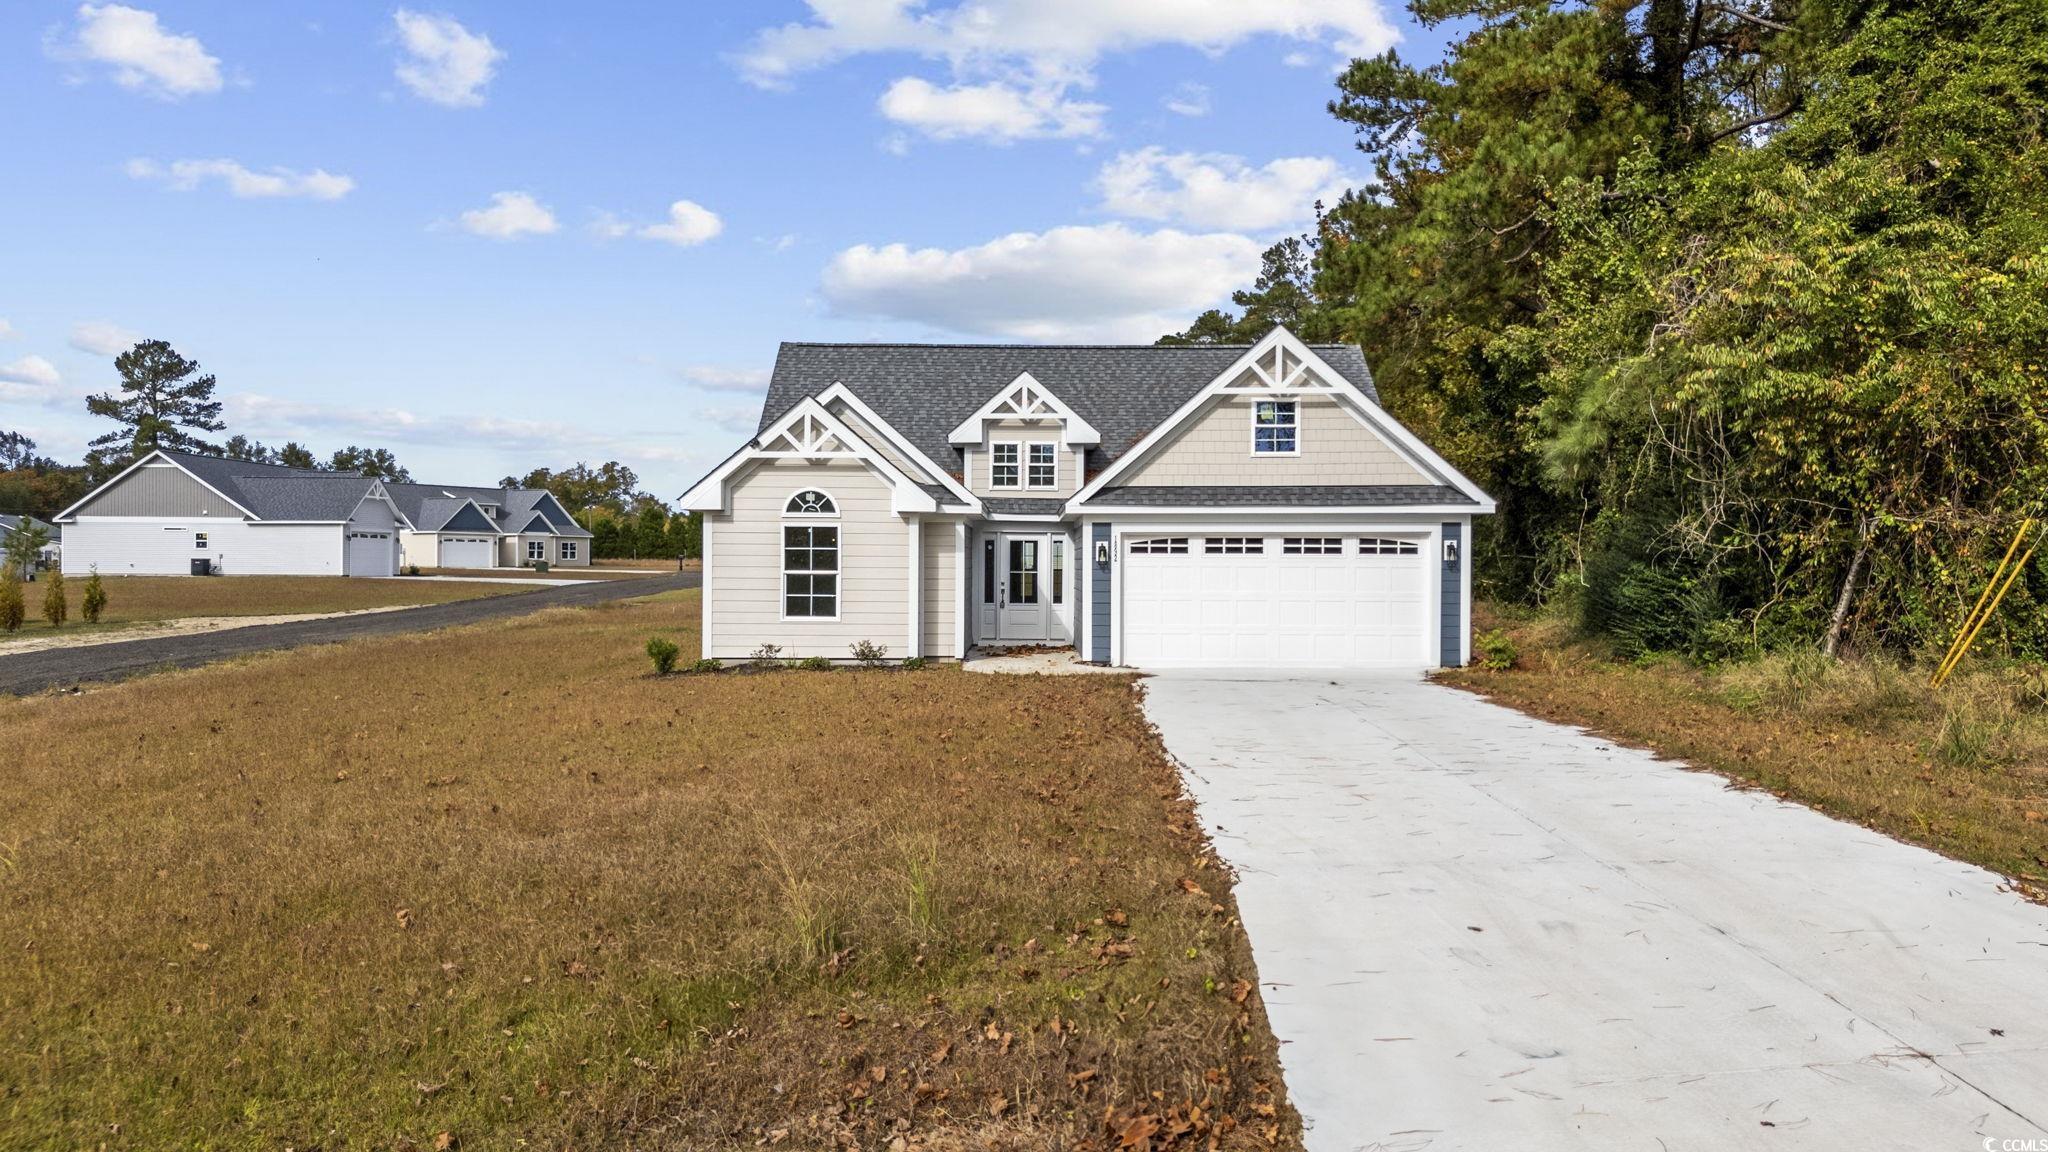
[968,418,1078,498]
[706,459,908,660]
[922,524,958,657]
[827,401,935,485]
[400,529,440,568]
[553,536,591,567]
[1119,396,1429,487]
[75,462,245,518]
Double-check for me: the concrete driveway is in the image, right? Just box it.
[1144,671,2048,1151]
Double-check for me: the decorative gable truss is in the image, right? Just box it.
[680,396,940,515]
[948,372,1100,447]
[1069,326,1496,512]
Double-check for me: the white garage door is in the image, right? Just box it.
[440,536,495,569]
[1122,534,1432,668]
[345,531,395,577]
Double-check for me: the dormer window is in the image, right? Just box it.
[990,443,1021,489]
[1026,442,1057,489]
[1253,400,1298,454]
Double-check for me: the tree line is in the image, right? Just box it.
[3,338,700,560]
[1167,0,2047,659]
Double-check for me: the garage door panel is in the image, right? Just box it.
[1124,535,1431,669]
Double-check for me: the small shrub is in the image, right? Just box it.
[41,569,67,628]
[80,568,107,624]
[0,576,22,633]
[1474,629,1517,671]
[797,655,834,671]
[688,657,723,674]
[849,639,889,666]
[645,635,681,675]
[902,656,928,671]
[749,643,783,669]
[405,564,421,576]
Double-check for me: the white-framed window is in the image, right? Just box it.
[1359,537,1420,555]
[1204,537,1264,554]
[1253,400,1298,454]
[1051,537,1065,604]
[1026,442,1057,489]
[783,524,838,618]
[1282,537,1343,554]
[194,532,208,550]
[1128,537,1189,554]
[785,489,837,515]
[990,442,1021,489]
[528,540,546,561]
[559,541,579,560]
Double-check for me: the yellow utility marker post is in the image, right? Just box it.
[1931,518,2042,689]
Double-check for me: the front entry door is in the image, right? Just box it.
[998,532,1050,640]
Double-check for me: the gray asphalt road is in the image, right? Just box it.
[1,572,699,696]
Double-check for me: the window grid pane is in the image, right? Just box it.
[1204,536,1264,555]
[1359,537,1419,555]
[991,443,1021,488]
[1253,401,1298,454]
[783,525,841,616]
[1026,443,1057,488]
[1282,537,1343,555]
[1129,537,1189,555]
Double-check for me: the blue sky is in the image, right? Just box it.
[1,2,1443,498]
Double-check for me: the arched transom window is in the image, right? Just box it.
[785,489,837,515]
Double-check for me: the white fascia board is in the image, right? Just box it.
[678,397,939,515]
[1073,503,1488,517]
[947,372,1101,446]
[817,382,981,511]
[1067,326,1496,512]
[53,448,260,523]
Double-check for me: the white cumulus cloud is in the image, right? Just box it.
[822,223,1263,342]
[459,192,557,240]
[0,355,63,389]
[1162,82,1210,117]
[639,200,724,246]
[878,76,1103,142]
[738,0,1398,86]
[126,158,355,200]
[1095,147,1354,232]
[56,3,223,99]
[392,9,502,108]
[70,319,144,356]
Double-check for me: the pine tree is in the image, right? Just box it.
[41,568,66,628]
[0,572,22,633]
[85,340,226,456]
[81,567,108,624]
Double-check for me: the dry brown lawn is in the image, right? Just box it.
[1442,606,2048,898]
[0,589,1295,1150]
[6,574,523,634]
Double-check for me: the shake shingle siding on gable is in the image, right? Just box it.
[759,343,1381,483]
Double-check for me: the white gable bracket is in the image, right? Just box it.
[680,397,940,515]
[948,372,1100,446]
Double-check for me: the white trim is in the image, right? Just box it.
[953,521,968,659]
[988,441,1022,489]
[54,448,260,523]
[1078,503,1484,517]
[906,517,922,658]
[783,487,841,516]
[1068,327,1495,513]
[1025,441,1059,489]
[680,396,939,516]
[816,382,981,510]
[700,517,714,655]
[1249,398,1301,457]
[947,371,1100,446]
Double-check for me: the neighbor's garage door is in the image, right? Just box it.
[440,536,494,569]
[1121,534,1432,668]
[346,530,395,577]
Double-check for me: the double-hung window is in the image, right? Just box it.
[559,541,579,561]
[528,540,546,561]
[1253,400,1298,454]
[1026,442,1057,489]
[194,532,208,550]
[990,442,1021,489]
[783,489,839,618]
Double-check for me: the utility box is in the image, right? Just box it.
[191,558,213,576]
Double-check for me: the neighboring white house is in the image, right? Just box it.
[384,483,592,570]
[54,449,403,577]
[0,514,61,572]
[681,326,1495,669]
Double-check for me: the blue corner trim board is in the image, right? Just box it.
[1090,522,1112,663]
[1440,522,1463,667]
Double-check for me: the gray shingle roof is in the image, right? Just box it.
[384,483,593,537]
[1090,485,1477,507]
[758,341,1381,481]
[162,449,381,521]
[981,497,1068,516]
